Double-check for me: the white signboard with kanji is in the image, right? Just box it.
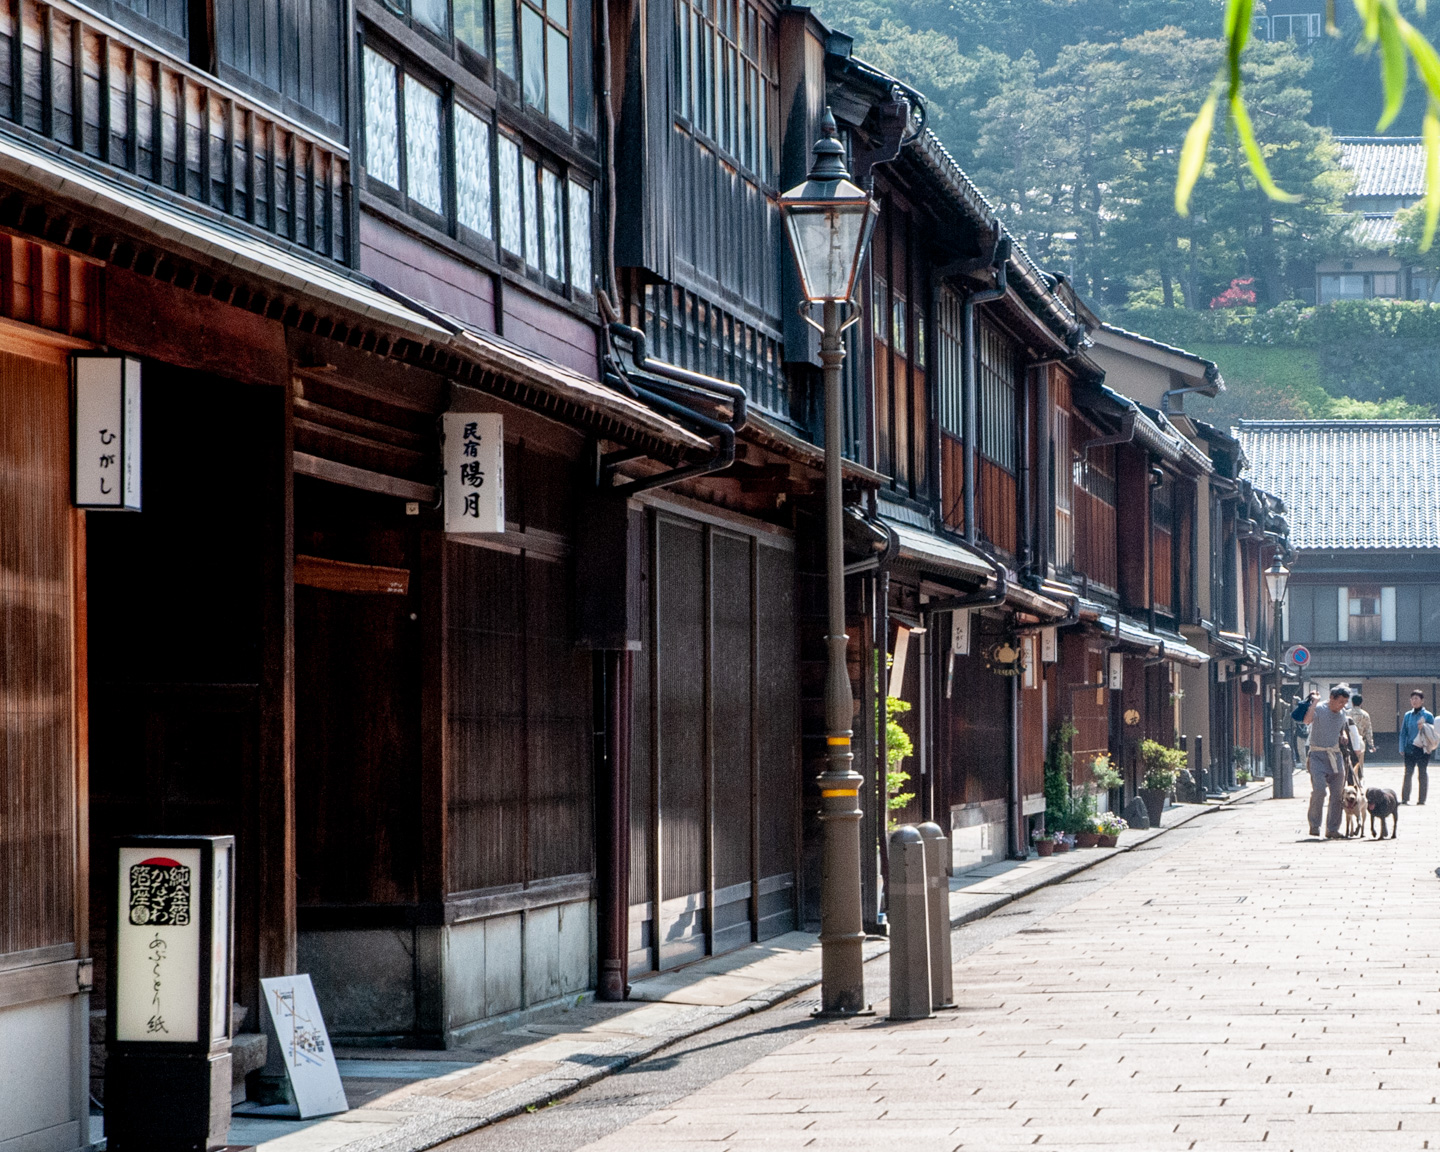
[115,846,201,1042]
[259,974,348,1118]
[443,411,504,533]
[74,356,141,510]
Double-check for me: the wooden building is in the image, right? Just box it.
[1238,420,1440,753]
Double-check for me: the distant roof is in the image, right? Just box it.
[1236,420,1440,550]
[1336,137,1426,198]
[1097,322,1226,393]
[1354,212,1401,246]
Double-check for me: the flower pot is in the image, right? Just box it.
[1053,837,1070,853]
[1098,834,1118,848]
[1035,839,1055,857]
[1141,787,1167,829]
[1076,831,1100,849]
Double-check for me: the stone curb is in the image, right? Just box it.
[302,779,1277,1152]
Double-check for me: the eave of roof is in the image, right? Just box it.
[1094,323,1226,395]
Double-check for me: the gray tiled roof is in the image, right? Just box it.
[1353,212,1401,246]
[1236,420,1440,550]
[1337,137,1426,197]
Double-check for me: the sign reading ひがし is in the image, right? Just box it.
[112,837,234,1046]
[73,355,141,510]
[443,411,504,533]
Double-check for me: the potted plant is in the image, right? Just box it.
[1072,793,1100,848]
[1096,813,1127,848]
[1139,738,1186,828]
[1032,828,1055,857]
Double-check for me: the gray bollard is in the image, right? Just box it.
[886,825,932,1021]
[916,822,955,1010]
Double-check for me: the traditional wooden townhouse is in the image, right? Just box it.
[1087,325,1292,789]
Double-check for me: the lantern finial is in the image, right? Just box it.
[808,108,850,183]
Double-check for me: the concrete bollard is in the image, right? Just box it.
[916,822,955,1010]
[886,825,932,1021]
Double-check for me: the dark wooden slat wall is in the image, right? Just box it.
[940,432,963,533]
[978,457,1017,557]
[1075,487,1118,592]
[941,615,1012,808]
[630,508,799,973]
[0,347,77,961]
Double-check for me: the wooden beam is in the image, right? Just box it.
[293,451,437,503]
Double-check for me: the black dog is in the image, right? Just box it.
[1366,788,1399,839]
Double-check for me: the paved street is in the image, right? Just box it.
[446,763,1440,1152]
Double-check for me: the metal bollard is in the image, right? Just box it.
[886,825,932,1021]
[916,822,955,1010]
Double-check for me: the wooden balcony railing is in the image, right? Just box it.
[0,0,348,263]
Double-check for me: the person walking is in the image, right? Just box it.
[1350,693,1376,778]
[1304,685,1352,839]
[1401,690,1436,805]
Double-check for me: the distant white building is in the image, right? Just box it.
[1316,137,1438,303]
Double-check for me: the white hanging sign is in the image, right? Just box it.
[1040,626,1058,663]
[443,411,504,533]
[1109,651,1124,691]
[259,974,349,1118]
[73,356,141,510]
[950,609,971,657]
[115,846,202,1043]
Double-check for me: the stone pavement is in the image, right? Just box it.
[215,783,1264,1152]
[484,761,1440,1152]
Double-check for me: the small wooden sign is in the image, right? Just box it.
[294,554,410,595]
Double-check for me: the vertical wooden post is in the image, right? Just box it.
[256,379,295,982]
[595,649,632,1000]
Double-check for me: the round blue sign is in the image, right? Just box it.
[1284,644,1311,667]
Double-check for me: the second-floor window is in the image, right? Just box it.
[674,0,775,181]
[364,44,595,296]
[937,288,963,435]
[977,321,1016,472]
[1053,404,1074,568]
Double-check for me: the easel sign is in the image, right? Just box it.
[258,975,348,1118]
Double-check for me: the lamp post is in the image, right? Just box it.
[780,109,879,1016]
[1264,554,1291,799]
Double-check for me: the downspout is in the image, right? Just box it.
[1082,409,1137,453]
[961,238,1010,544]
[602,322,749,495]
[1161,383,1210,416]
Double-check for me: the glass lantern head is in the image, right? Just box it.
[780,109,878,303]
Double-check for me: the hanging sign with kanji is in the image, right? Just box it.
[443,412,504,533]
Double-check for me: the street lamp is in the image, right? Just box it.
[1264,554,1291,799]
[780,109,878,1017]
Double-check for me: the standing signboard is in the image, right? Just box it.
[105,835,234,1152]
[256,975,349,1117]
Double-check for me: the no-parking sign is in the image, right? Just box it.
[1284,644,1311,668]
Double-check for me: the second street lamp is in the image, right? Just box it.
[780,109,878,1017]
[1265,554,1291,800]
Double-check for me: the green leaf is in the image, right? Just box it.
[1230,93,1301,203]
[1377,5,1408,130]
[1176,92,1218,216]
[1423,103,1440,251]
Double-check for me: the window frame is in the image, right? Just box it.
[361,42,451,232]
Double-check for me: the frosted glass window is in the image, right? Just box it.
[547,26,569,128]
[567,179,591,292]
[522,155,540,267]
[412,0,447,36]
[363,48,399,189]
[455,0,488,54]
[455,106,493,239]
[498,134,522,254]
[542,167,563,280]
[546,0,565,27]
[495,0,515,75]
[522,5,546,108]
[404,75,444,214]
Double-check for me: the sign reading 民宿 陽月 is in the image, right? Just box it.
[443,411,504,533]
[115,846,201,1043]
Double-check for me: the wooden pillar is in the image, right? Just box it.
[596,650,633,1000]
[256,380,295,981]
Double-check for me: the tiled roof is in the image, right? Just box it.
[1337,137,1426,198]
[1236,420,1440,550]
[1353,212,1401,246]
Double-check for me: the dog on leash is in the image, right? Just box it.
[1343,784,1365,838]
[1366,787,1399,839]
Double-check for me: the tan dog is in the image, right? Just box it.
[1343,783,1364,838]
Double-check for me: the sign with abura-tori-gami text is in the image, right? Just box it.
[115,846,201,1042]
[443,411,504,533]
[73,355,141,510]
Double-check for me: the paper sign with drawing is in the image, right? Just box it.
[258,974,348,1118]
